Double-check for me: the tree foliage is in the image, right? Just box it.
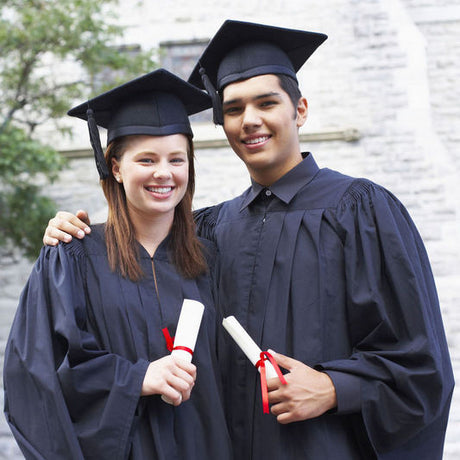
[0,124,65,259]
[0,0,157,259]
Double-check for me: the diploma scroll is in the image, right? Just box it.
[222,315,278,379]
[162,299,205,404]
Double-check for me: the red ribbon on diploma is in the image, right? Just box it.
[256,351,287,414]
[162,329,194,357]
[172,345,194,356]
[162,327,174,352]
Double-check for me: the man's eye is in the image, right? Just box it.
[224,106,241,115]
[260,100,277,107]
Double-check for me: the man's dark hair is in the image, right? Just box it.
[276,74,302,118]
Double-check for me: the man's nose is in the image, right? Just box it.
[242,106,262,129]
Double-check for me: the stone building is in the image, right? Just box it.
[1,0,459,457]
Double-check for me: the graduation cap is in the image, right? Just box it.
[68,68,212,179]
[188,20,327,124]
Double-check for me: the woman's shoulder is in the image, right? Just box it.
[52,223,107,259]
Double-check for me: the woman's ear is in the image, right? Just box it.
[296,97,308,128]
[112,158,122,183]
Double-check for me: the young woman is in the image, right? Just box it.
[3,69,232,460]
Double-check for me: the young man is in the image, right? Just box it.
[43,20,453,460]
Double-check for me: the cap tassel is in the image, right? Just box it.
[86,108,109,179]
[199,66,223,125]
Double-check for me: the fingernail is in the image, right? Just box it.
[84,227,91,234]
[77,230,85,238]
[268,349,276,355]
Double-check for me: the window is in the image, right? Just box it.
[160,39,212,123]
[91,44,143,94]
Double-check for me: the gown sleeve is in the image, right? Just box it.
[193,204,223,242]
[317,180,454,456]
[3,242,149,460]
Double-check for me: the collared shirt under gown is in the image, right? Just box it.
[3,225,232,460]
[195,153,454,460]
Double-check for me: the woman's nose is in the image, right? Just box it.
[153,163,172,180]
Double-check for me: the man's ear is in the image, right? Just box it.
[296,97,308,128]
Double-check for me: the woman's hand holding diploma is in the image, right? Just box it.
[141,356,196,406]
[160,299,205,405]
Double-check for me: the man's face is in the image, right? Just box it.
[222,74,308,186]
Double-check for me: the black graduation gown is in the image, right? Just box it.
[195,153,454,460]
[3,225,232,460]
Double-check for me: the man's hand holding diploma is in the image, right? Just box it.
[267,350,337,424]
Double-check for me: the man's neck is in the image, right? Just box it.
[248,152,303,187]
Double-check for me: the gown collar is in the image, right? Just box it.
[137,233,171,260]
[240,152,320,211]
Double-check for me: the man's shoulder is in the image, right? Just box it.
[292,167,368,209]
[312,169,404,218]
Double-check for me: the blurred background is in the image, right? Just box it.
[1,0,459,457]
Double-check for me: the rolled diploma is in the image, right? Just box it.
[222,316,278,379]
[162,299,205,404]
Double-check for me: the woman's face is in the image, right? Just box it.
[112,134,189,221]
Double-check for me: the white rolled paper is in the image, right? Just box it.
[171,299,205,361]
[162,299,205,404]
[222,315,278,379]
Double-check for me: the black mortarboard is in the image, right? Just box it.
[68,68,212,179]
[188,20,327,124]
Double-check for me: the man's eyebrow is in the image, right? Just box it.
[223,91,282,106]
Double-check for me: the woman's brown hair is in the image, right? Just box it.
[101,135,207,281]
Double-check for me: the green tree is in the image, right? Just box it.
[0,0,157,259]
